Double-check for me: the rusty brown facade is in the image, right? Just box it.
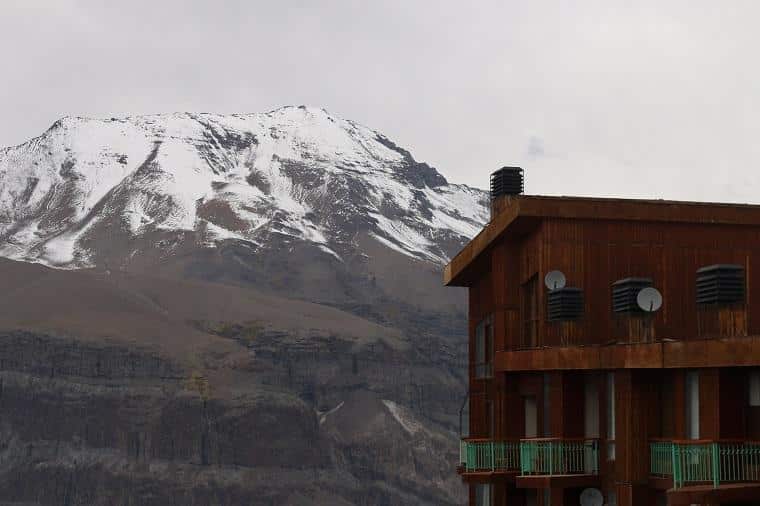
[445,193,760,506]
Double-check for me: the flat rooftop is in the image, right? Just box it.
[444,195,760,287]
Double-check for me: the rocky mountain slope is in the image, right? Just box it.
[0,107,488,505]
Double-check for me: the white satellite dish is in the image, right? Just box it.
[636,287,663,312]
[544,270,567,290]
[580,488,604,506]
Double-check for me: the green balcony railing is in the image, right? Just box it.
[519,438,600,476]
[650,440,674,477]
[460,439,521,472]
[649,440,760,489]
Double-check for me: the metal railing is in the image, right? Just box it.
[519,438,600,476]
[650,439,674,477]
[649,440,760,489]
[460,439,521,472]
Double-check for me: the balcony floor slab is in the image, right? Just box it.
[515,474,600,489]
[458,470,519,484]
[667,483,760,505]
[648,476,674,490]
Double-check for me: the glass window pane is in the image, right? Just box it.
[607,372,616,461]
[475,321,485,363]
[543,373,551,437]
[475,484,491,506]
[685,371,700,439]
[750,369,760,407]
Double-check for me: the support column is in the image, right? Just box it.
[699,368,720,440]
[615,370,651,506]
[615,483,649,506]
[549,487,564,506]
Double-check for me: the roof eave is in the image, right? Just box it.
[444,195,760,287]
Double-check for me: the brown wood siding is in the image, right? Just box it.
[446,195,760,286]
[483,218,759,349]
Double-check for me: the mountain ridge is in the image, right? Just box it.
[0,106,487,270]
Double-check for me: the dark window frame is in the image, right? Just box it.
[474,315,494,378]
[521,274,539,348]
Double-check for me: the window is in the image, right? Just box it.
[543,373,552,437]
[584,376,600,439]
[522,274,539,347]
[485,400,494,437]
[607,372,616,461]
[685,371,700,439]
[524,396,538,438]
[475,483,492,506]
[474,315,493,378]
[751,370,760,407]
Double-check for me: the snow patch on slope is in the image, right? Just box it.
[382,400,429,436]
[317,401,345,425]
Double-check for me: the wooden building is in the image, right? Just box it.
[445,172,760,506]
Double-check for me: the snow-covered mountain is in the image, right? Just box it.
[0,106,487,269]
[0,107,485,504]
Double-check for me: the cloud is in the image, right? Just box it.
[527,136,545,158]
[1,1,760,203]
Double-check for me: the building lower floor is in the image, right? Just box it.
[459,366,760,505]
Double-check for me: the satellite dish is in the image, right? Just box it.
[580,488,604,506]
[637,287,663,312]
[544,270,567,290]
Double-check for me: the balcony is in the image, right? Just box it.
[516,438,601,489]
[458,437,602,488]
[650,440,760,489]
[459,439,520,475]
[519,438,600,476]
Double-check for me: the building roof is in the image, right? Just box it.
[443,195,760,287]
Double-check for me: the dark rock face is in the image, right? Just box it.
[0,262,467,505]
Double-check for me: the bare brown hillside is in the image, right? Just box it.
[0,257,467,505]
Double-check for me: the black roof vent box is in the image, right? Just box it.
[612,278,654,313]
[696,264,745,305]
[547,287,584,322]
[490,167,524,199]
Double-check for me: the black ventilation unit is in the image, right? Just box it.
[547,287,584,322]
[612,277,653,313]
[490,167,524,199]
[696,264,745,305]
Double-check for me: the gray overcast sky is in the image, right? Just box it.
[2,1,760,201]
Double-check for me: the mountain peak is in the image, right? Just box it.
[0,109,488,269]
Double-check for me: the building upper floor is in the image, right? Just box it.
[445,175,760,374]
